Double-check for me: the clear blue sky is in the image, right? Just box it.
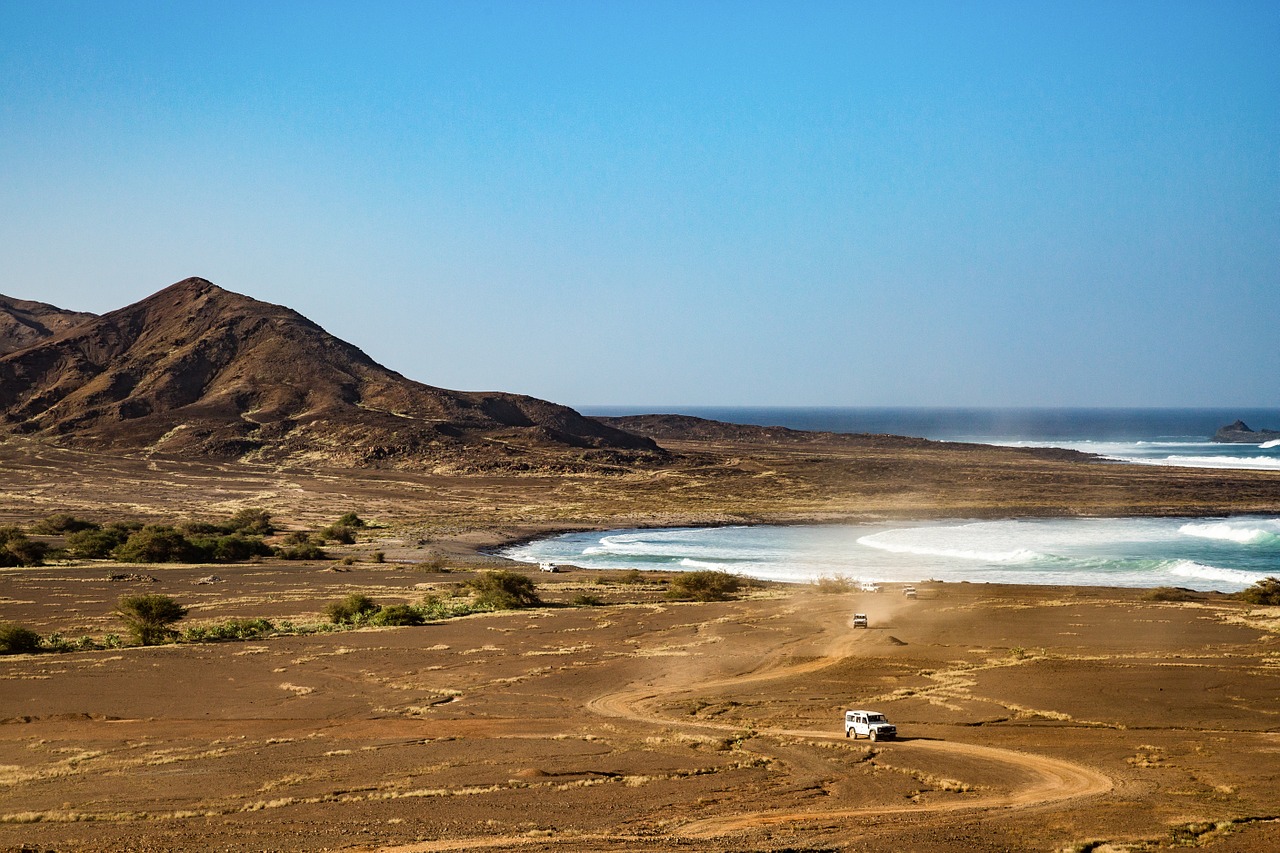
[3,1,1276,408]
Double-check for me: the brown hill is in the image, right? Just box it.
[0,278,661,470]
[599,413,1094,462]
[0,295,97,355]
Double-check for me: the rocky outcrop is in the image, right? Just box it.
[1213,420,1280,444]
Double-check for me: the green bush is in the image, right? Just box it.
[465,570,541,609]
[371,604,424,626]
[572,593,604,606]
[116,594,188,645]
[277,541,328,560]
[336,512,366,529]
[112,526,200,563]
[325,593,380,624]
[0,623,42,654]
[183,618,275,643]
[321,524,357,545]
[667,570,741,602]
[0,528,47,567]
[41,632,77,653]
[225,508,274,536]
[192,533,273,563]
[417,593,479,620]
[1237,576,1280,606]
[31,513,100,535]
[66,524,135,558]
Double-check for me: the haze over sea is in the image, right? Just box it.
[510,407,1280,591]
[585,406,1280,471]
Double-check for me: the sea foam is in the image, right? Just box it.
[1167,561,1268,585]
[1179,520,1280,546]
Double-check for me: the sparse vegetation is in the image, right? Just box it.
[465,570,542,609]
[31,513,101,534]
[181,618,275,643]
[225,507,274,536]
[371,604,424,626]
[115,593,189,645]
[1237,576,1280,606]
[112,525,201,563]
[572,593,604,606]
[336,512,366,529]
[666,570,741,602]
[0,527,48,567]
[65,523,137,558]
[275,532,328,560]
[325,593,380,624]
[321,524,357,544]
[812,575,856,593]
[1144,587,1200,602]
[0,623,42,655]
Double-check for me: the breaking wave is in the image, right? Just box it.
[856,530,1042,563]
[1179,520,1280,546]
[1166,561,1269,585]
[505,516,1277,592]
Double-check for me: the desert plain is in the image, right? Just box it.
[1,432,1279,853]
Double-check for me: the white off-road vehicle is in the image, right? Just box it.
[844,709,896,741]
[852,613,869,628]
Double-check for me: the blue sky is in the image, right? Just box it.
[2,1,1276,408]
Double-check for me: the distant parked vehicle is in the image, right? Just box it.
[859,582,882,593]
[539,562,559,573]
[845,709,897,741]
[852,613,869,628]
[903,586,917,598]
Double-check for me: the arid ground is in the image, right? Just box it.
[1,436,1279,852]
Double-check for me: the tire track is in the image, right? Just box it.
[584,602,1111,839]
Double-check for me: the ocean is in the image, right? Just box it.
[504,407,1280,591]
[584,406,1280,471]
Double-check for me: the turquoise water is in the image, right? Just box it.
[504,517,1280,591]
[529,408,1280,589]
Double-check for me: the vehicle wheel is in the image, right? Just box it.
[869,730,878,742]
[845,729,850,738]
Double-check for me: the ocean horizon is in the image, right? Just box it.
[583,406,1280,471]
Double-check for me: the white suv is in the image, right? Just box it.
[844,710,896,741]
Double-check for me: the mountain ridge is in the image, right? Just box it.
[0,294,98,355]
[0,278,661,469]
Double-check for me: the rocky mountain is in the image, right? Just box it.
[0,295,97,355]
[1213,420,1280,444]
[0,278,660,469]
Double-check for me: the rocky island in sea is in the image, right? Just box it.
[1213,419,1280,443]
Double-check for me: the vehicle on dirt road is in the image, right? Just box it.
[845,710,896,740]
[852,613,868,628]
[902,585,917,598]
